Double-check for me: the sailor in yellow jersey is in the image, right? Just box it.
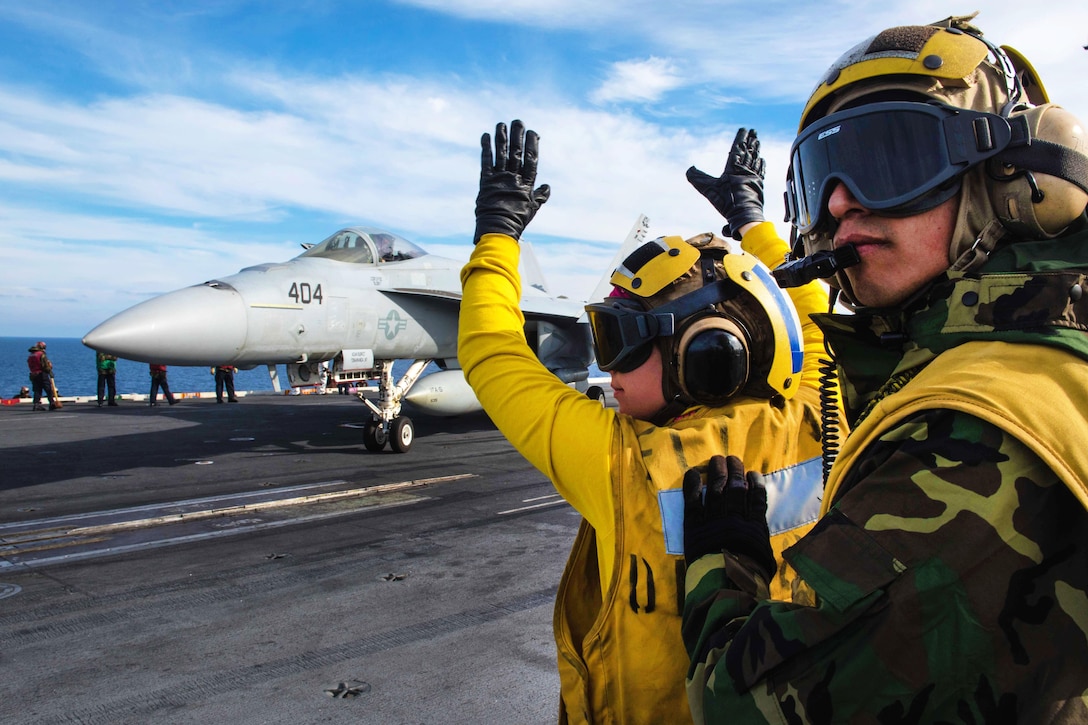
[459,120,830,724]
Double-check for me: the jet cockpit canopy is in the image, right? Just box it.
[299,227,427,264]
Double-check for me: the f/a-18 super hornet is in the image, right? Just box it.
[83,220,649,452]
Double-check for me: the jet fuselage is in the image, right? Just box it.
[83,227,463,367]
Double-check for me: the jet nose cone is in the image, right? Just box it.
[83,284,247,365]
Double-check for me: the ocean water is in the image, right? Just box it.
[2,337,606,400]
[3,337,281,399]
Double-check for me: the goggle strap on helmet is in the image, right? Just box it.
[997,138,1088,196]
[652,278,742,321]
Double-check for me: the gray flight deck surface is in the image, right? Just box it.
[0,391,615,724]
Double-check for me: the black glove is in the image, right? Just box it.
[682,455,776,581]
[685,127,766,241]
[474,119,551,243]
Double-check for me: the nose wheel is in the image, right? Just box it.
[363,420,388,452]
[390,416,414,453]
[362,415,414,453]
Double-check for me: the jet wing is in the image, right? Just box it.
[519,295,586,324]
[385,288,462,301]
[384,287,585,325]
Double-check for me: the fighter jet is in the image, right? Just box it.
[82,223,643,453]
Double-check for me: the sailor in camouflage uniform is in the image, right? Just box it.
[682,14,1088,723]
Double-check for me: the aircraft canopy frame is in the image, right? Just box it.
[298,227,427,264]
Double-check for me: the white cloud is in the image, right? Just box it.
[591,57,684,104]
[0,67,772,335]
[391,0,619,27]
[397,0,1088,113]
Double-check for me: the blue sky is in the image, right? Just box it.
[2,1,1087,337]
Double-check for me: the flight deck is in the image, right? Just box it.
[0,391,613,724]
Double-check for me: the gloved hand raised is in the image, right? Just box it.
[686,127,765,241]
[474,119,551,244]
[682,454,775,582]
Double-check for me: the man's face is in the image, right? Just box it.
[828,182,958,308]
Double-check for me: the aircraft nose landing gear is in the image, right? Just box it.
[359,359,427,453]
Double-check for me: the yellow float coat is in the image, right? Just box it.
[459,224,830,723]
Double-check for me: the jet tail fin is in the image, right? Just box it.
[583,214,651,311]
[519,240,550,294]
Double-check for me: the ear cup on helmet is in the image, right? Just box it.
[988,104,1088,238]
[676,316,749,405]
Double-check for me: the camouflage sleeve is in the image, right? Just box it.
[683,409,1088,723]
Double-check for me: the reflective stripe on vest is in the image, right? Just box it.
[659,456,823,555]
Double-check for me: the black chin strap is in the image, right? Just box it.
[653,338,691,425]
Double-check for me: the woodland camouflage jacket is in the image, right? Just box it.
[683,226,1088,724]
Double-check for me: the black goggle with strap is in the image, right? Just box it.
[585,279,741,373]
[787,100,1028,234]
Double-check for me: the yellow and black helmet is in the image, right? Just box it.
[585,233,803,410]
[785,14,1088,303]
[799,15,1048,133]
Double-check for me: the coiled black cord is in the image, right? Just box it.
[817,289,842,486]
[817,355,841,485]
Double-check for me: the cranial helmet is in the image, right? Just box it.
[786,13,1088,305]
[585,233,803,410]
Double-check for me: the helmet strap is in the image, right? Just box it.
[656,337,691,418]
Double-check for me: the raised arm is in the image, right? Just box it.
[688,127,830,392]
[458,120,614,529]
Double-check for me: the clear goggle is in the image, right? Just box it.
[786,101,1018,234]
[585,279,740,373]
